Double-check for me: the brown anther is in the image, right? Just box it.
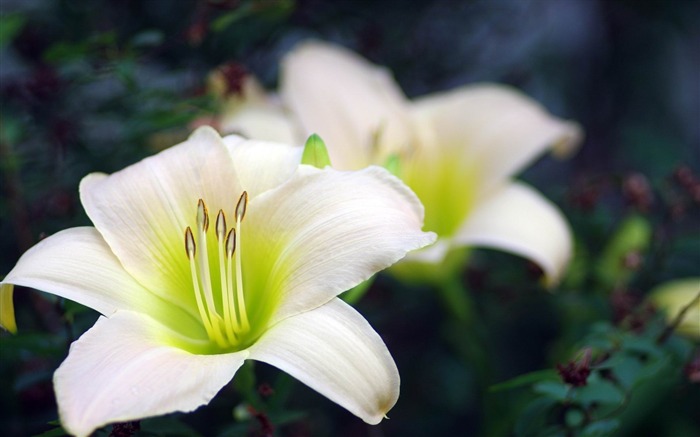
[185,227,196,258]
[215,210,226,241]
[197,199,209,231]
[235,191,248,222]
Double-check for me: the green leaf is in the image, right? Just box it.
[514,397,558,437]
[130,30,164,48]
[489,369,559,393]
[574,376,625,407]
[140,416,202,436]
[32,426,68,437]
[341,275,375,305]
[606,354,643,389]
[580,419,620,437]
[565,408,585,427]
[533,380,570,402]
[383,153,401,176]
[301,133,331,168]
[621,335,662,358]
[211,4,254,32]
[0,14,26,50]
[595,214,652,289]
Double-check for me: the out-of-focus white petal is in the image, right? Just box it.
[0,227,202,335]
[80,127,241,317]
[411,84,582,193]
[456,182,573,286]
[281,41,413,170]
[221,105,299,146]
[246,165,435,323]
[222,135,303,199]
[55,311,247,437]
[249,298,398,424]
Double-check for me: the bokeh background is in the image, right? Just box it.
[1,0,698,436]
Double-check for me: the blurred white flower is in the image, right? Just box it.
[222,41,582,285]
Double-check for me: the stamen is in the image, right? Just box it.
[195,199,226,346]
[234,191,250,332]
[225,228,239,332]
[185,227,220,346]
[216,210,236,342]
[184,196,253,348]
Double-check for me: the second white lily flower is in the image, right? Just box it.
[223,41,583,285]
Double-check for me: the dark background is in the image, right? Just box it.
[1,1,699,436]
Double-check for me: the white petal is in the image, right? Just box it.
[456,182,573,286]
[222,135,303,199]
[246,165,435,323]
[221,104,299,146]
[411,84,582,193]
[249,298,398,424]
[1,227,202,335]
[281,41,413,170]
[80,127,241,315]
[55,311,247,437]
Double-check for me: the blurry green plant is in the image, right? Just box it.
[491,307,697,437]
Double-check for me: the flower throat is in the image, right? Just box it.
[184,192,249,349]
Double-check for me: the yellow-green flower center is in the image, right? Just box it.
[184,193,253,351]
[402,149,479,238]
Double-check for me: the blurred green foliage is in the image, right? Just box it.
[1,0,698,436]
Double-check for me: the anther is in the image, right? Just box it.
[185,227,196,258]
[216,210,226,241]
[235,191,248,222]
[197,199,209,232]
[226,228,236,257]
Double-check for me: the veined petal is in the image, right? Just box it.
[281,40,413,170]
[455,182,573,286]
[80,127,241,316]
[222,135,303,199]
[55,310,248,437]
[1,227,202,336]
[246,165,435,324]
[411,84,582,193]
[249,298,398,424]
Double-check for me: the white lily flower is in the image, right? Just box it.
[224,41,582,285]
[0,127,435,436]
